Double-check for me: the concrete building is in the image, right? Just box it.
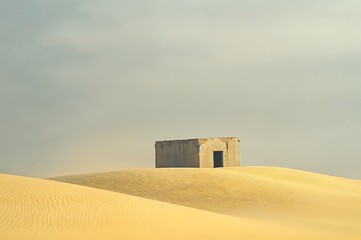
[155,137,240,168]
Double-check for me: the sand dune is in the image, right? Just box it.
[0,173,334,240]
[51,167,361,239]
[0,173,298,240]
[1,167,360,239]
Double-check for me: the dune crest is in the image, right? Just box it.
[0,173,335,240]
[1,167,360,239]
[51,166,361,238]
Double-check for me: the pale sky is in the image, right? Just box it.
[1,0,361,179]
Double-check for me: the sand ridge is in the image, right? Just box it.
[0,172,334,240]
[1,167,361,239]
[51,166,361,238]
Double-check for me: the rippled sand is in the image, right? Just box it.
[1,167,361,239]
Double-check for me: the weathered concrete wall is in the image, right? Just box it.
[155,137,240,168]
[198,138,227,167]
[198,137,240,167]
[155,139,199,167]
[225,138,240,167]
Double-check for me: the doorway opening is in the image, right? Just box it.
[213,151,223,167]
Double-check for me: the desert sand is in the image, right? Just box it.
[1,167,361,239]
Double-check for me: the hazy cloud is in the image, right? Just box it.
[1,0,360,178]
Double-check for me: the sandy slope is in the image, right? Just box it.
[51,167,361,239]
[1,167,360,239]
[0,173,304,240]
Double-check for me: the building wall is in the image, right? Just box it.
[225,138,241,166]
[155,139,199,167]
[198,138,240,167]
[155,137,240,168]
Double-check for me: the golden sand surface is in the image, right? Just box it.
[1,167,360,239]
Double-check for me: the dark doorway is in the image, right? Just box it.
[213,151,223,167]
